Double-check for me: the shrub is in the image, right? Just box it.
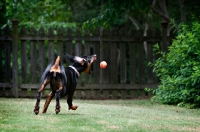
[151,21,200,108]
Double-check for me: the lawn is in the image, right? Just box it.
[0,98,199,132]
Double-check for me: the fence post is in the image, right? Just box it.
[161,21,169,52]
[12,19,19,98]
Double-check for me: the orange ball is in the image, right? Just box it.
[100,61,107,69]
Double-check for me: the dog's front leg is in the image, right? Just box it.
[34,79,49,115]
[67,88,78,110]
[67,96,78,110]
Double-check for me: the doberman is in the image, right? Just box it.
[34,53,96,114]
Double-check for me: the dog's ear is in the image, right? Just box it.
[65,53,85,65]
[65,53,75,62]
[74,56,86,65]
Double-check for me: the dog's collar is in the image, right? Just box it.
[69,65,80,77]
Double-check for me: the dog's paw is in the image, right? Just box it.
[55,105,61,114]
[69,105,78,110]
[34,106,40,115]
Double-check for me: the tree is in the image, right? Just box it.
[66,0,101,27]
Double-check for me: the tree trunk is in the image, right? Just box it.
[179,0,186,22]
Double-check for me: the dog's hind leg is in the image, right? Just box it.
[34,79,50,115]
[34,92,41,115]
[42,92,55,113]
[55,90,61,114]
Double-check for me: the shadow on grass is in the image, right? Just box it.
[58,113,83,116]
[35,112,84,116]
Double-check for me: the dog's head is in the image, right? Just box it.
[65,53,97,74]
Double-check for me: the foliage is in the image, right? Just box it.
[0,1,6,33]
[2,0,76,30]
[151,21,200,108]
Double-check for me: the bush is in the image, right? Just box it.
[151,21,200,108]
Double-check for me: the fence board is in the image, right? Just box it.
[129,28,138,84]
[147,42,154,83]
[58,40,63,62]
[146,29,154,83]
[110,28,118,84]
[101,41,109,84]
[83,30,90,83]
[19,35,163,41]
[129,43,136,83]
[20,30,27,83]
[130,89,139,99]
[65,28,73,66]
[121,89,128,99]
[111,90,119,99]
[74,90,82,99]
[119,28,127,84]
[93,41,100,83]
[48,27,54,63]
[30,40,37,83]
[0,41,3,82]
[5,40,11,82]
[4,26,11,83]
[0,89,3,96]
[38,27,45,77]
[20,27,27,81]
[12,20,19,97]
[0,82,157,98]
[57,27,63,62]
[138,42,145,83]
[38,40,45,77]
[20,37,28,96]
[75,28,82,56]
[14,83,157,90]
[101,89,109,99]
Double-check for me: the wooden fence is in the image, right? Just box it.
[0,20,174,99]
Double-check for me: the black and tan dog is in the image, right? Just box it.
[34,53,96,114]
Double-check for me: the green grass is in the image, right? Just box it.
[0,98,200,132]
